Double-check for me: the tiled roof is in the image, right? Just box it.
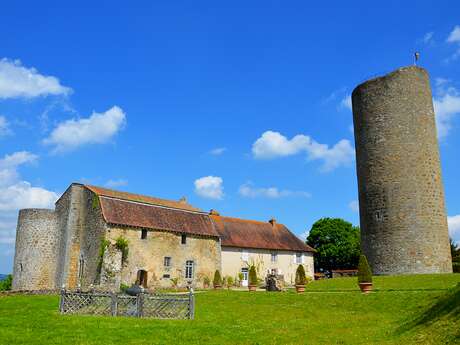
[210,215,315,252]
[85,185,201,212]
[98,196,219,237]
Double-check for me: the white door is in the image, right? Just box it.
[241,268,248,287]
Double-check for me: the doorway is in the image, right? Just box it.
[137,270,148,288]
[241,268,248,287]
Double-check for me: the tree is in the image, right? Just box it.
[0,274,12,291]
[248,265,258,286]
[306,218,360,272]
[295,265,307,286]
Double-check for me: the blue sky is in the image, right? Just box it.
[1,1,460,273]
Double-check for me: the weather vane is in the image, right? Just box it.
[414,52,420,65]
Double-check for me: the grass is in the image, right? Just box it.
[0,274,459,345]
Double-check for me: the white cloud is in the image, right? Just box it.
[43,106,126,153]
[0,116,12,137]
[194,176,224,200]
[423,31,434,44]
[446,26,460,61]
[448,215,460,243]
[252,131,355,172]
[340,95,352,111]
[447,26,460,43]
[104,179,128,188]
[0,58,71,99]
[209,147,227,156]
[349,200,359,213]
[0,151,59,246]
[433,84,460,138]
[239,182,310,199]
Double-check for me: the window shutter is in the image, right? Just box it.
[301,253,305,264]
[293,253,296,264]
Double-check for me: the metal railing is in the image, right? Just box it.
[59,289,194,319]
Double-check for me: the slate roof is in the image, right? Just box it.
[210,215,315,252]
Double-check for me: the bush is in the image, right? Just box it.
[453,262,460,273]
[115,237,129,263]
[226,276,234,288]
[213,270,222,287]
[248,265,258,286]
[120,283,129,293]
[295,265,307,285]
[0,274,12,291]
[357,255,373,283]
[203,276,211,286]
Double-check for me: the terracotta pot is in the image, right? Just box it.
[295,285,305,293]
[203,283,209,289]
[248,284,257,292]
[213,284,222,289]
[359,282,373,294]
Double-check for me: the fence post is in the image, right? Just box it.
[111,292,117,317]
[189,289,195,320]
[137,293,144,318]
[59,289,65,313]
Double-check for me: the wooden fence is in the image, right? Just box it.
[59,289,194,319]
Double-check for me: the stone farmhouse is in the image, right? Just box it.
[12,183,314,291]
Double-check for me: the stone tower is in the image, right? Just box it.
[352,66,452,275]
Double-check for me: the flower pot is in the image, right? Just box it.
[203,283,209,289]
[359,282,373,294]
[213,284,222,289]
[295,285,305,293]
[248,284,257,292]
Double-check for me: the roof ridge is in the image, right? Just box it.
[216,215,286,227]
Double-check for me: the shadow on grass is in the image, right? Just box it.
[395,283,460,335]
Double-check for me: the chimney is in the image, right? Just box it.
[209,209,220,216]
[269,218,276,226]
[178,197,187,204]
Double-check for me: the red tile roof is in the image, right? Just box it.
[98,196,219,237]
[85,185,201,212]
[210,215,315,252]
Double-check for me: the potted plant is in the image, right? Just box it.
[213,270,222,289]
[238,272,244,287]
[295,264,308,293]
[248,265,258,291]
[203,276,211,289]
[357,254,373,293]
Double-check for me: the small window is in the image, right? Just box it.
[163,274,170,279]
[271,252,278,263]
[141,229,148,239]
[185,260,194,279]
[181,234,187,245]
[296,252,302,264]
[375,210,383,222]
[164,256,171,268]
[19,263,23,272]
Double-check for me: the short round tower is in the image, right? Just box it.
[12,209,60,290]
[352,66,452,274]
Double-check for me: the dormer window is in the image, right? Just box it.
[141,229,148,239]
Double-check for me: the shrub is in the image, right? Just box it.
[120,283,129,293]
[203,276,211,286]
[0,274,12,291]
[115,237,129,263]
[295,265,307,285]
[453,262,460,273]
[357,255,373,283]
[213,270,222,287]
[226,276,234,288]
[248,265,258,286]
[238,272,244,286]
[170,277,180,289]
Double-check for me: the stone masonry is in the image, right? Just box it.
[352,66,452,274]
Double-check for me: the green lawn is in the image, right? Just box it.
[0,274,459,345]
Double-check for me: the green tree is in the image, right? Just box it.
[306,217,360,271]
[0,274,12,291]
[357,255,372,283]
[248,265,258,286]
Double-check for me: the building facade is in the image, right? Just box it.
[12,183,314,291]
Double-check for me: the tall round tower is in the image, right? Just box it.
[352,66,452,275]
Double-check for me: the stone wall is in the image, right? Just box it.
[105,226,221,289]
[12,209,59,290]
[352,66,452,274]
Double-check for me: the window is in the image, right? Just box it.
[181,234,187,245]
[164,256,171,268]
[241,249,249,261]
[296,252,302,264]
[375,210,383,222]
[185,260,194,279]
[141,229,148,239]
[78,257,85,279]
[163,274,170,279]
[271,252,278,263]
